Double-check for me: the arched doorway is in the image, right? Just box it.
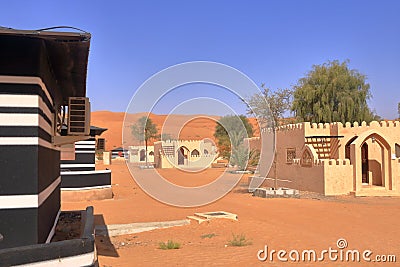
[178,146,189,165]
[348,131,393,193]
[356,133,391,189]
[140,149,146,162]
[361,143,369,184]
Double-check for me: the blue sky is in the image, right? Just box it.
[2,1,400,119]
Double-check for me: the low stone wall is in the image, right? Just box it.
[60,169,113,201]
[61,187,113,202]
[261,164,325,194]
[323,159,353,195]
[253,187,300,198]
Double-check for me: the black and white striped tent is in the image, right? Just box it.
[0,26,96,266]
[111,146,129,159]
[60,126,111,190]
[61,139,96,171]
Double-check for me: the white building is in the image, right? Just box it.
[129,145,155,163]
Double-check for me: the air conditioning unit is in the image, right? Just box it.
[67,97,90,135]
[52,97,91,146]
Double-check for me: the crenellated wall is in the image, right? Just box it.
[322,159,353,195]
[258,120,400,196]
[261,123,306,178]
[332,121,400,159]
[261,120,400,161]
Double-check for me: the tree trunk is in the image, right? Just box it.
[144,127,149,168]
[273,126,278,190]
[145,138,148,167]
[274,155,277,190]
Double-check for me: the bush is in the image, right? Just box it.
[227,233,252,247]
[200,233,216,239]
[95,151,104,160]
[158,240,181,250]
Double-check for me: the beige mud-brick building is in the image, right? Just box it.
[154,139,217,169]
[251,121,400,196]
[128,145,155,163]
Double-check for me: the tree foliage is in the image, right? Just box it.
[214,115,253,160]
[160,133,175,141]
[131,116,159,144]
[245,85,293,127]
[292,60,378,124]
[229,130,249,170]
[131,116,159,165]
[398,102,400,119]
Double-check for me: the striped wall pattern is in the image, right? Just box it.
[0,76,61,249]
[61,139,111,190]
[111,148,129,159]
[60,139,96,171]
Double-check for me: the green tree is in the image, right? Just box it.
[214,115,253,165]
[292,60,378,124]
[398,102,400,119]
[160,133,175,141]
[229,130,248,170]
[131,116,159,166]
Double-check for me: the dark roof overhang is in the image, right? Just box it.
[0,26,91,104]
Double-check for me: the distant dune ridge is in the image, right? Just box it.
[91,111,260,151]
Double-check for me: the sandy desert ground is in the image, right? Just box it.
[62,161,400,266]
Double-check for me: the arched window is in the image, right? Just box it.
[191,149,200,156]
[396,144,400,158]
[149,151,154,156]
[204,149,209,155]
[178,146,189,165]
[301,150,313,167]
[345,136,358,163]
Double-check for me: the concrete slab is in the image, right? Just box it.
[194,211,238,221]
[95,219,190,237]
[186,215,208,224]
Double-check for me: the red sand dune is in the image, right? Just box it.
[91,111,259,150]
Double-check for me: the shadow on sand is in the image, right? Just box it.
[94,214,119,258]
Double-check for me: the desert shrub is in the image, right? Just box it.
[200,233,216,239]
[227,233,252,247]
[158,240,181,250]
